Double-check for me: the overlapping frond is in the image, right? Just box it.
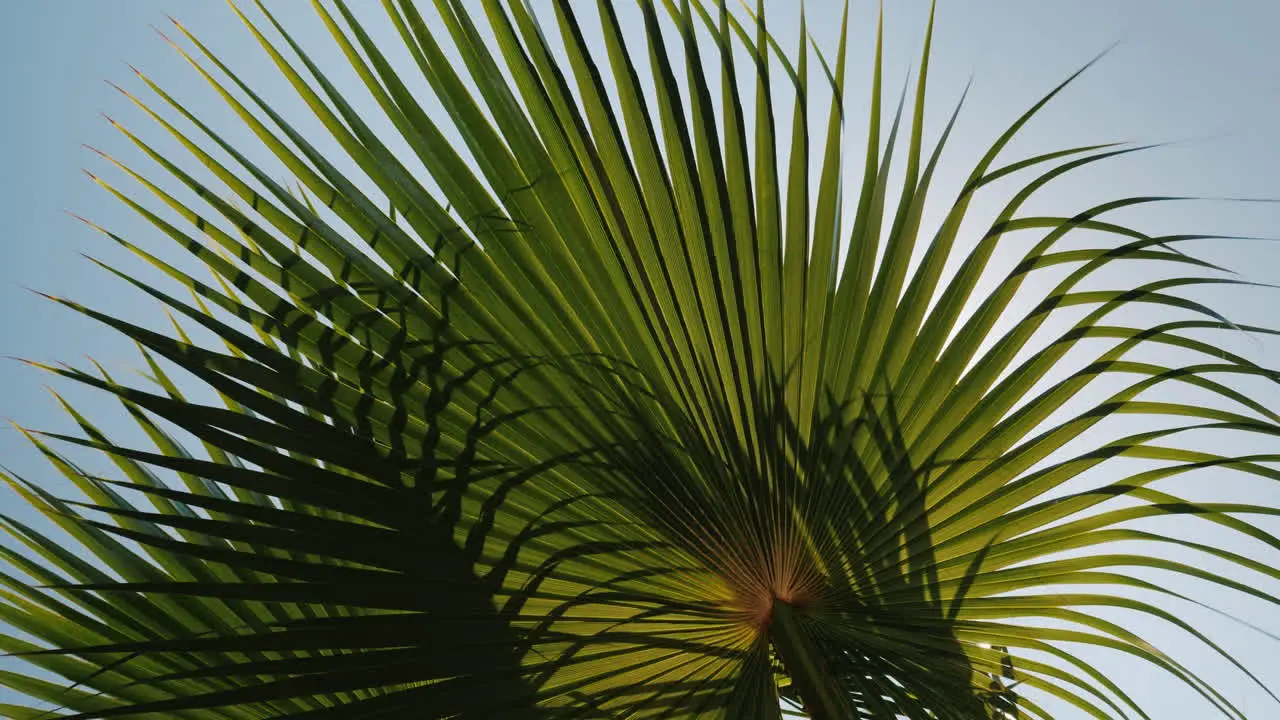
[2,1,1277,718]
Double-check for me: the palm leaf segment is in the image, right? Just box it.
[3,1,1278,718]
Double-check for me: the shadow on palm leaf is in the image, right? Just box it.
[525,361,1022,718]
[5,297,1012,720]
[4,271,567,717]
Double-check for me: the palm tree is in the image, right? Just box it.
[2,1,1277,717]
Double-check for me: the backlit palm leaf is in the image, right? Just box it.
[2,1,1277,718]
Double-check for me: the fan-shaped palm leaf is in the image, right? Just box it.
[3,1,1278,718]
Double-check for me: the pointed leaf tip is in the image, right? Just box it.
[150,24,177,46]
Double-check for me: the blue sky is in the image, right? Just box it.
[3,1,1280,717]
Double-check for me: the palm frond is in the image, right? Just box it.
[3,1,1277,718]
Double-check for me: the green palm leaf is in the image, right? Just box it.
[3,1,1277,718]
